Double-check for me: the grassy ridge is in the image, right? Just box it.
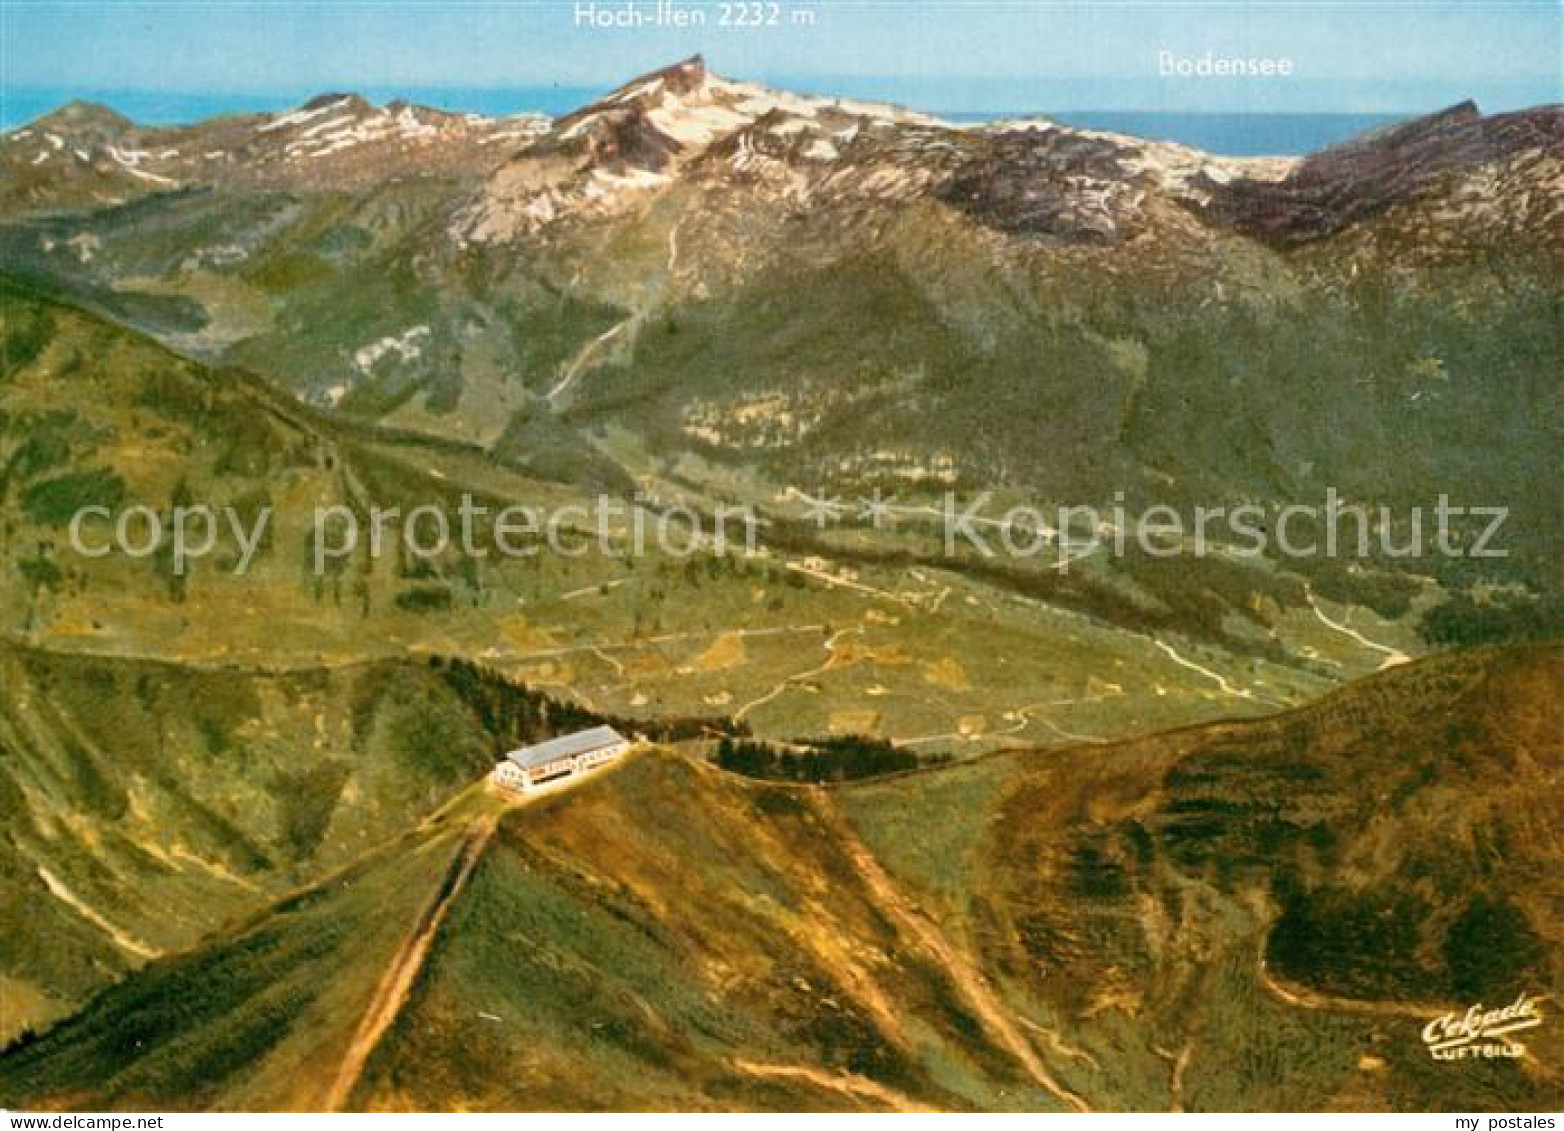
[846,643,1564,1110]
[0,642,697,1043]
[4,645,1558,1110]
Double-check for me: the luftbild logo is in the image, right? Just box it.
[1423,992,1546,1061]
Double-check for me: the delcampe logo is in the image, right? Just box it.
[1422,992,1546,1061]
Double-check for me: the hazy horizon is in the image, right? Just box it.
[5,2,1559,119]
[0,82,1419,157]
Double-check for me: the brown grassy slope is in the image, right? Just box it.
[352,755,1065,1111]
[0,643,534,1043]
[0,811,483,1111]
[3,644,1559,1111]
[847,642,1563,1110]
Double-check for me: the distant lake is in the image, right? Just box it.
[3,88,1401,157]
[1003,111,1401,156]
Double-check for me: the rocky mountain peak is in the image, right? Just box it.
[655,53,707,93]
[1198,100,1564,247]
[299,91,368,113]
[29,100,135,140]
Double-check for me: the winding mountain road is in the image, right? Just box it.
[1303,584,1411,669]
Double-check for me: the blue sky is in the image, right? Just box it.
[2,1,1559,117]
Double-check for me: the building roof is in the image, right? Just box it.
[506,725,627,770]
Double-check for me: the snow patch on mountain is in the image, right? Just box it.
[354,326,430,373]
[259,96,357,134]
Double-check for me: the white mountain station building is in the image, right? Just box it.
[491,725,631,792]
